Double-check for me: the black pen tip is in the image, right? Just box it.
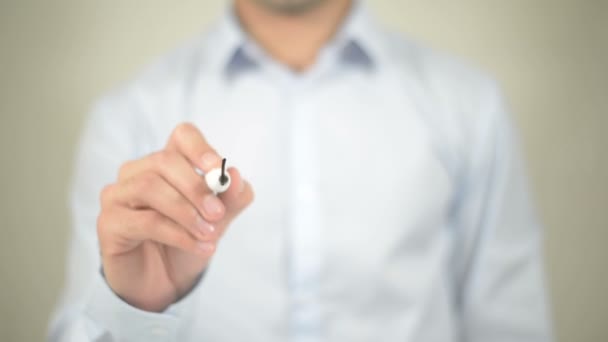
[219,158,228,185]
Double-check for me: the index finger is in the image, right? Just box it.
[166,122,223,172]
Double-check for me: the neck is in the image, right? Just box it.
[235,0,352,71]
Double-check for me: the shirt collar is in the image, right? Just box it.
[211,0,383,78]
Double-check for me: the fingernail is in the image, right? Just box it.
[201,152,221,170]
[203,194,225,218]
[196,242,215,254]
[196,215,215,236]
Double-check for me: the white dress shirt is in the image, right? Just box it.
[49,3,552,342]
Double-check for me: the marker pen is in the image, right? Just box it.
[205,157,231,195]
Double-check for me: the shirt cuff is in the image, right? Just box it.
[84,269,201,341]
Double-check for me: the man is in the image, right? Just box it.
[49,0,553,341]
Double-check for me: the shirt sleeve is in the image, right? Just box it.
[47,92,202,342]
[454,82,553,342]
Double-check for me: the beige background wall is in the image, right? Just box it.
[0,1,606,340]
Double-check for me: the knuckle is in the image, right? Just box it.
[117,160,135,179]
[99,184,115,205]
[172,122,196,143]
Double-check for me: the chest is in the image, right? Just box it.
[193,74,453,232]
[175,73,458,339]
[190,73,455,273]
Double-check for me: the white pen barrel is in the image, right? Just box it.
[205,167,231,195]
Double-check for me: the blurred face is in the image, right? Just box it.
[253,0,329,15]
